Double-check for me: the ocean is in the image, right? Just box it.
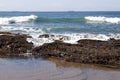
[0,12,120,80]
[0,11,120,46]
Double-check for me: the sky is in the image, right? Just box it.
[0,0,120,11]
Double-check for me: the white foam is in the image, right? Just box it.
[27,38,54,47]
[85,16,120,23]
[0,15,37,24]
[0,26,45,34]
[1,26,119,47]
[26,33,120,47]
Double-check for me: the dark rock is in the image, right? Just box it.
[39,34,50,38]
[39,34,55,38]
[0,33,33,57]
[109,38,116,41]
[0,32,12,34]
[1,32,120,68]
[33,40,120,68]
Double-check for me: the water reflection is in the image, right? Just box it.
[0,57,119,80]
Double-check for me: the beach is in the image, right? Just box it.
[0,11,120,80]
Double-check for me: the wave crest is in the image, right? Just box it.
[1,15,120,24]
[85,16,120,23]
[0,15,37,24]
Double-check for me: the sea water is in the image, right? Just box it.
[0,58,120,80]
[0,11,120,80]
[0,11,120,46]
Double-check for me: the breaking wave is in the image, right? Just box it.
[0,15,85,25]
[0,15,120,24]
[0,15,37,24]
[85,16,120,23]
[1,26,120,46]
[27,33,120,47]
[1,26,120,47]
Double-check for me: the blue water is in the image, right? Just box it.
[0,11,120,34]
[0,12,120,80]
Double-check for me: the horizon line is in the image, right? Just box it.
[0,10,120,12]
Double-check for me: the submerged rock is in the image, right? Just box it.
[33,40,120,68]
[39,34,55,38]
[0,32,12,34]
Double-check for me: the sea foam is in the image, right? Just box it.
[27,33,120,47]
[0,15,37,24]
[1,25,120,47]
[85,16,120,23]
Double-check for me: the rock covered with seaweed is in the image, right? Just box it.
[0,32,120,68]
[0,32,33,57]
[33,39,120,68]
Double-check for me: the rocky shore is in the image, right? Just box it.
[0,32,120,68]
[0,32,33,57]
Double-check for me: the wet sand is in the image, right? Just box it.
[0,58,120,80]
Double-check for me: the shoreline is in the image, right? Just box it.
[0,32,120,69]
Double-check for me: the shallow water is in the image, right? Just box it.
[0,58,120,80]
